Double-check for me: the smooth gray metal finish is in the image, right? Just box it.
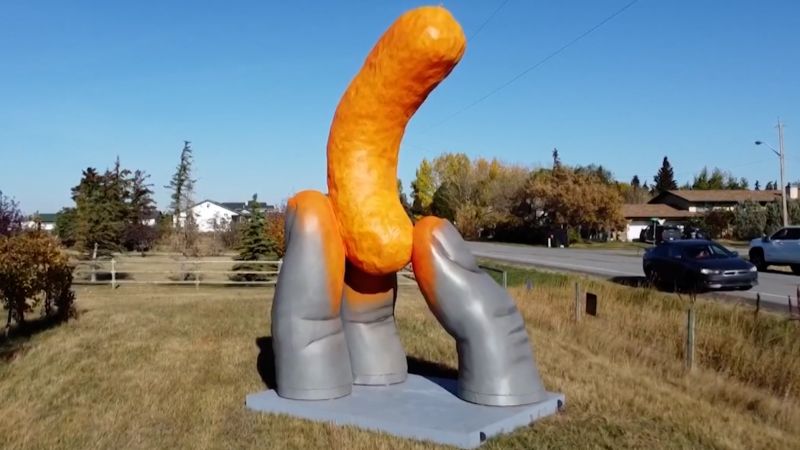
[246,374,564,449]
[341,264,408,385]
[271,197,353,400]
[415,221,547,406]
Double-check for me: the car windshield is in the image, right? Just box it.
[683,243,733,260]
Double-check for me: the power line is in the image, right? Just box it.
[468,0,512,40]
[421,0,641,134]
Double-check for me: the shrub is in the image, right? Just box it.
[733,201,767,240]
[703,210,735,239]
[0,231,75,332]
[264,211,286,258]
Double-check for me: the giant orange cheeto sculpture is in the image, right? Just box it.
[269,6,550,412]
[327,6,466,275]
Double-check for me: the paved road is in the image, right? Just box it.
[467,241,799,309]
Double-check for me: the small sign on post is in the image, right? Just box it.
[585,292,597,316]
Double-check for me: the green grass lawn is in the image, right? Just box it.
[1,274,798,449]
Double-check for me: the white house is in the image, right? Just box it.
[176,200,276,232]
[22,213,58,232]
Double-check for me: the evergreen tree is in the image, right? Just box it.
[124,170,158,252]
[552,147,561,169]
[54,207,78,247]
[72,167,119,258]
[755,180,761,191]
[653,156,677,193]
[411,158,435,216]
[165,141,198,255]
[431,182,458,221]
[231,194,275,282]
[631,175,641,189]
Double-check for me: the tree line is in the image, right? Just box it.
[407,151,626,243]
[405,151,786,244]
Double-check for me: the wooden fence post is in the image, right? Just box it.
[110,258,116,290]
[789,295,794,316]
[91,242,98,283]
[502,271,508,289]
[574,281,581,322]
[686,308,695,371]
[754,292,761,318]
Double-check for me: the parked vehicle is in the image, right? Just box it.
[643,239,757,292]
[639,224,682,244]
[682,226,708,240]
[748,226,800,274]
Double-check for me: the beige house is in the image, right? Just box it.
[621,188,797,241]
[621,204,696,241]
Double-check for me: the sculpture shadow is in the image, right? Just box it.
[255,338,460,395]
[255,336,277,389]
[407,356,459,395]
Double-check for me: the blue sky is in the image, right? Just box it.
[2,0,798,214]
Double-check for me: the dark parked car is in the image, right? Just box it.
[642,239,757,292]
[639,224,682,244]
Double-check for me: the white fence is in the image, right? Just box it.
[71,258,420,288]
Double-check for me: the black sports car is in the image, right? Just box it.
[643,239,757,292]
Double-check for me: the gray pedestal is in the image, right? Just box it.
[246,374,564,448]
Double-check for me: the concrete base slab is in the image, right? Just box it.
[246,374,564,449]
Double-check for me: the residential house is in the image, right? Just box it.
[647,189,790,213]
[176,200,276,232]
[621,204,696,241]
[621,188,798,241]
[22,213,58,232]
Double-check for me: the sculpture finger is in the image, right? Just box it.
[412,216,547,406]
[271,190,352,400]
[341,263,407,385]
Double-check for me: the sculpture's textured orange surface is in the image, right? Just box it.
[410,216,443,306]
[327,6,466,275]
[286,190,346,313]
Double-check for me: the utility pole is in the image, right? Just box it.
[756,120,789,226]
[778,119,788,226]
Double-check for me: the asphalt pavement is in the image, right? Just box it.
[467,241,799,310]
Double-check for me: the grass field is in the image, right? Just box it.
[1,266,799,449]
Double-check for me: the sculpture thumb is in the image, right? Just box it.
[412,217,548,406]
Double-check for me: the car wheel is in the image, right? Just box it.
[749,249,767,272]
[791,265,800,275]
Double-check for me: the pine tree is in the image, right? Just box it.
[552,148,561,169]
[755,180,761,191]
[165,141,198,255]
[653,156,678,193]
[72,168,119,258]
[631,175,641,189]
[231,194,275,282]
[411,158,435,215]
[124,170,158,252]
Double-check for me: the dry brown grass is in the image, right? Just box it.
[1,271,799,449]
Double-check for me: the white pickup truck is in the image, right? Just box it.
[748,226,800,274]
